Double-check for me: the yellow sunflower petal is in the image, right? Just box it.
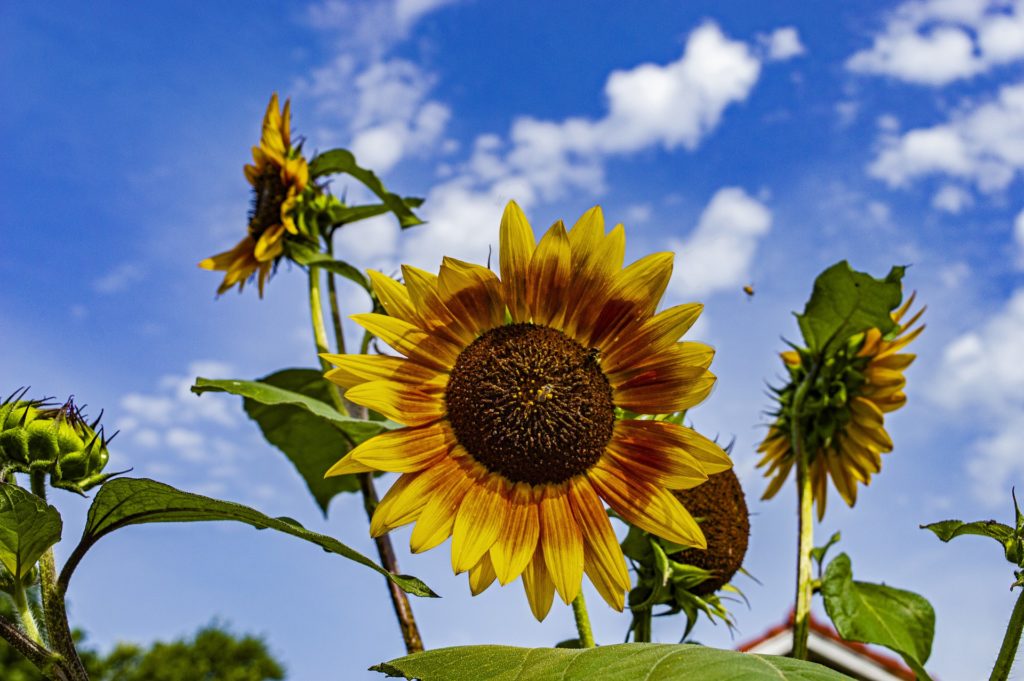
[490,483,540,585]
[568,476,629,612]
[403,264,476,346]
[590,458,705,549]
[526,221,572,327]
[587,252,674,349]
[623,420,733,475]
[499,201,535,322]
[322,354,446,391]
[605,422,709,490]
[521,544,556,621]
[761,459,793,500]
[468,552,498,596]
[438,257,504,334]
[612,358,716,414]
[199,236,253,271]
[347,421,455,473]
[409,460,476,553]
[367,270,420,325]
[824,448,857,507]
[323,451,376,477]
[601,303,704,374]
[812,458,829,521]
[253,224,285,261]
[344,380,444,427]
[451,477,506,574]
[350,313,460,372]
[539,484,584,604]
[370,460,457,537]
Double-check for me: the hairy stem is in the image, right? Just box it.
[30,473,89,680]
[11,578,41,644]
[791,361,820,660]
[308,268,424,654]
[572,592,596,648]
[0,614,73,680]
[990,587,1024,681]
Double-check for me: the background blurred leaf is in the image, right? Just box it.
[372,643,851,680]
[821,552,934,679]
[284,242,372,294]
[193,370,392,515]
[66,477,435,597]
[922,519,1014,545]
[796,261,904,353]
[307,149,424,228]
[0,483,61,580]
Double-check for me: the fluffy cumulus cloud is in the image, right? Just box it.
[759,27,807,61]
[667,187,772,298]
[932,290,1024,503]
[402,22,766,269]
[847,0,1024,86]
[868,82,1024,192]
[931,183,975,212]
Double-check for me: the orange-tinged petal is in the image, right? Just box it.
[587,252,674,349]
[438,257,504,334]
[491,483,540,585]
[526,221,572,327]
[499,201,536,322]
[409,460,476,553]
[350,313,460,372]
[521,544,556,621]
[873,353,915,371]
[613,360,716,414]
[539,484,584,604]
[590,458,705,549]
[344,380,444,427]
[568,477,629,611]
[605,424,709,490]
[348,421,455,473]
[468,553,497,596]
[451,477,506,573]
[403,264,475,346]
[322,353,446,391]
[601,303,704,374]
[622,420,733,475]
[371,460,457,536]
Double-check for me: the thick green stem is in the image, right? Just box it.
[11,579,41,644]
[0,614,73,680]
[30,473,88,680]
[308,268,424,654]
[990,587,1024,681]
[633,606,652,643]
[572,593,596,648]
[791,361,820,660]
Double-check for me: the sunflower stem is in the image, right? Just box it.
[633,606,653,643]
[791,359,821,660]
[990,587,1024,681]
[324,238,347,356]
[30,473,89,681]
[572,593,596,648]
[11,577,41,645]
[307,267,425,655]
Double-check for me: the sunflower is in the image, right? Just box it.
[757,294,924,519]
[322,202,731,620]
[199,93,310,296]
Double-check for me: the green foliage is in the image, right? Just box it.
[371,643,851,680]
[196,370,390,515]
[795,261,905,353]
[66,477,436,598]
[284,242,373,295]
[0,483,60,581]
[810,531,841,575]
[821,553,934,679]
[307,149,424,228]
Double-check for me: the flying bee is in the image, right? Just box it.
[743,283,755,299]
[535,384,555,403]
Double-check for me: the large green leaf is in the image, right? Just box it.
[192,370,390,515]
[307,149,424,228]
[65,477,435,597]
[796,261,905,353]
[371,643,852,680]
[821,553,933,679]
[0,483,61,580]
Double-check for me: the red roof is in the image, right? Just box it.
[736,610,918,681]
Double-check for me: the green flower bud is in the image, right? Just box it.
[0,389,115,494]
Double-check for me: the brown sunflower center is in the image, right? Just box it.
[249,168,287,238]
[445,323,615,485]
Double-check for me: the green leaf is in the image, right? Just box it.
[70,477,435,597]
[193,370,391,515]
[284,241,372,293]
[921,519,1014,544]
[371,643,851,680]
[810,531,842,570]
[0,483,61,580]
[327,199,424,227]
[796,261,905,353]
[821,553,934,679]
[307,149,424,228]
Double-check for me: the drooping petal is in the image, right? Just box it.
[370,460,458,537]
[568,476,629,612]
[468,553,498,596]
[409,459,477,553]
[322,353,446,390]
[347,421,455,473]
[526,221,572,327]
[590,458,705,549]
[451,476,506,574]
[350,313,460,372]
[538,484,584,604]
[499,201,535,322]
[521,545,556,621]
[323,451,376,477]
[620,420,733,475]
[344,380,445,427]
[490,483,540,585]
[605,423,709,490]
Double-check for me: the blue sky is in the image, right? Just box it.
[4,1,1024,679]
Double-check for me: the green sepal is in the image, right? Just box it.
[821,552,934,679]
[795,261,905,354]
[307,149,424,228]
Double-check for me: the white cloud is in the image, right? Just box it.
[868,82,1024,192]
[1015,209,1024,267]
[932,184,975,212]
[668,187,772,298]
[933,289,1024,503]
[847,0,1024,86]
[93,263,144,294]
[759,27,807,61]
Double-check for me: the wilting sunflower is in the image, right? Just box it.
[199,93,310,296]
[757,294,924,519]
[323,202,732,619]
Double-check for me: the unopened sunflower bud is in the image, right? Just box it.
[0,389,114,493]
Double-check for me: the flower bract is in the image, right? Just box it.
[199,93,310,296]
[323,201,731,619]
